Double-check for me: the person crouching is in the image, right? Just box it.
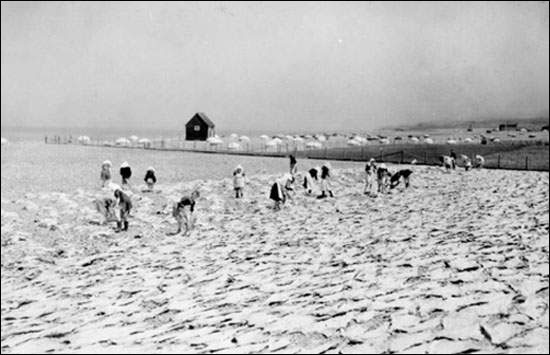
[144,167,157,191]
[270,174,294,210]
[390,169,413,190]
[303,167,319,195]
[172,190,200,235]
[114,188,132,232]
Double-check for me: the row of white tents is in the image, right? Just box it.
[1,137,8,145]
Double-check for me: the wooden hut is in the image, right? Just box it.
[185,113,215,141]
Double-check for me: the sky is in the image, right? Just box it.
[1,1,549,133]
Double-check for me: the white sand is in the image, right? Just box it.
[1,165,548,353]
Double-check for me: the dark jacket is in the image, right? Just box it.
[120,166,132,180]
[144,170,157,183]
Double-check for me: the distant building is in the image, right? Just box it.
[185,112,215,141]
[498,123,518,131]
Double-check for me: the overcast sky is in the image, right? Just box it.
[1,1,548,132]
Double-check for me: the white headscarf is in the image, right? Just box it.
[120,161,130,168]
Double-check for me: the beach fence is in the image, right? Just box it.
[48,135,549,172]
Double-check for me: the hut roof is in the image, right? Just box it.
[189,112,215,128]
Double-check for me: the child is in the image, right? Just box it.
[377,163,391,193]
[364,158,377,195]
[94,196,117,225]
[100,160,112,188]
[460,155,472,171]
[390,169,413,189]
[114,188,132,232]
[303,167,319,195]
[144,167,157,191]
[440,156,454,171]
[289,155,298,176]
[475,155,485,169]
[233,165,246,198]
[317,163,334,199]
[270,174,294,210]
[172,190,200,235]
[120,161,132,187]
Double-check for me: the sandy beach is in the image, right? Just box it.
[1,164,548,353]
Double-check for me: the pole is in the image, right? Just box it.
[525,156,529,170]
[497,154,501,169]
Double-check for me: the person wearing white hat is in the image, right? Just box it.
[120,161,132,187]
[100,160,113,188]
[377,163,391,193]
[317,163,334,199]
[474,155,485,169]
[270,174,294,210]
[171,189,200,235]
[303,167,319,195]
[144,167,157,191]
[233,164,246,198]
[364,158,377,195]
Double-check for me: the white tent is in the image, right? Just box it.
[379,138,390,144]
[293,136,304,142]
[446,139,457,145]
[77,135,91,144]
[316,135,327,142]
[115,137,131,146]
[229,133,239,140]
[239,135,250,142]
[306,141,322,149]
[520,128,528,132]
[1,137,8,145]
[464,137,473,143]
[266,138,283,147]
[207,137,223,145]
[493,138,502,142]
[228,142,241,150]
[129,135,139,142]
[285,135,294,141]
[138,138,152,148]
[260,134,270,140]
[347,139,361,146]
[410,137,420,143]
[424,138,434,144]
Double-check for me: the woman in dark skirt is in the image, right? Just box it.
[120,161,132,187]
[144,167,157,191]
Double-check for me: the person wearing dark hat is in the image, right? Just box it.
[317,163,334,199]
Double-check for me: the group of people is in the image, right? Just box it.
[440,149,485,171]
[95,149,484,234]
[363,158,413,195]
